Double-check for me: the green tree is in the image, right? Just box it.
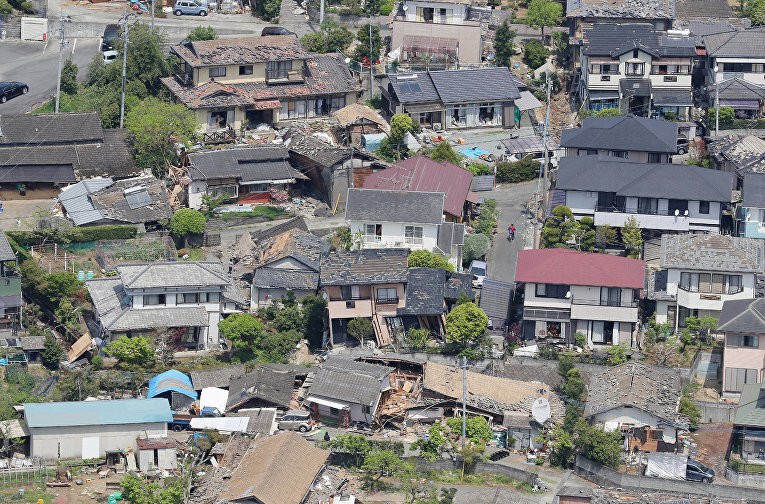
[41,334,65,371]
[362,449,410,491]
[41,272,80,304]
[551,31,569,53]
[679,395,701,425]
[355,24,383,62]
[549,425,573,467]
[218,313,265,361]
[169,209,206,247]
[496,156,541,183]
[622,216,642,258]
[301,20,354,53]
[347,317,374,347]
[273,305,305,332]
[187,25,218,41]
[595,225,617,251]
[606,345,627,366]
[56,369,100,401]
[595,107,622,117]
[125,97,197,177]
[104,336,155,368]
[541,205,579,248]
[60,58,78,95]
[446,416,492,444]
[0,0,12,14]
[427,141,462,165]
[445,302,490,359]
[526,0,562,40]
[54,298,82,339]
[523,40,551,69]
[575,423,622,468]
[408,249,455,271]
[121,474,185,504]
[462,233,491,265]
[256,329,302,363]
[494,20,516,68]
[379,113,413,161]
[327,433,371,465]
[743,0,765,25]
[558,354,575,376]
[404,327,430,351]
[562,368,585,402]
[412,422,448,461]
[301,294,327,348]
[707,106,735,126]
[684,316,718,344]
[252,0,281,20]
[575,216,596,251]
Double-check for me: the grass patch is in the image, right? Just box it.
[216,206,289,220]
[186,248,205,261]
[0,485,54,503]
[421,469,533,491]
[735,463,765,474]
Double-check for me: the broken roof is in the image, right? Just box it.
[320,248,409,286]
[718,298,765,333]
[516,249,645,288]
[171,35,307,67]
[254,229,328,272]
[560,114,677,153]
[254,267,319,291]
[309,358,393,406]
[286,132,352,168]
[226,364,300,411]
[187,145,306,183]
[585,362,686,428]
[583,23,695,58]
[228,407,278,434]
[709,134,765,176]
[346,188,445,225]
[660,234,765,273]
[363,155,473,217]
[189,364,246,390]
[218,432,328,504]
[399,267,447,316]
[704,28,765,58]
[0,112,103,145]
[566,0,674,19]
[333,103,390,132]
[675,0,732,20]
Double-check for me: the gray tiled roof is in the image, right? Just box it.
[228,408,277,434]
[188,146,307,183]
[86,277,128,329]
[478,279,513,327]
[320,249,409,286]
[190,364,246,390]
[585,362,686,428]
[226,364,300,410]
[437,222,465,254]
[0,112,103,145]
[20,336,45,351]
[254,267,319,290]
[0,232,16,262]
[171,36,307,67]
[428,67,521,103]
[718,298,765,333]
[254,230,328,272]
[444,271,474,301]
[675,0,732,21]
[652,89,693,106]
[707,78,765,101]
[704,28,765,57]
[286,132,351,168]
[556,156,734,202]
[118,262,231,290]
[567,0,674,19]
[309,358,393,406]
[345,188,444,225]
[251,216,308,242]
[743,173,765,208]
[560,115,677,153]
[709,135,765,176]
[661,234,765,273]
[398,267,446,316]
[583,23,695,58]
[108,306,209,332]
[389,73,441,104]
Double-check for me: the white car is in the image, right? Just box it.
[469,260,487,289]
[102,50,118,64]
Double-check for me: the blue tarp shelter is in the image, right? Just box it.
[147,370,197,411]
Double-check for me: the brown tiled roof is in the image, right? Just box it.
[218,432,328,504]
[171,36,307,67]
[333,103,390,132]
[162,54,361,110]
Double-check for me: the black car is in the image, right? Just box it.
[101,24,121,52]
[261,26,294,36]
[686,459,715,483]
[0,82,29,103]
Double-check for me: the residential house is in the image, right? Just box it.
[559,115,678,162]
[217,432,329,504]
[362,155,475,222]
[0,232,20,342]
[161,36,361,132]
[555,155,734,233]
[332,103,390,146]
[390,0,485,68]
[226,364,305,412]
[136,438,177,472]
[86,262,245,353]
[709,135,765,188]
[740,173,765,238]
[306,357,393,426]
[19,336,45,363]
[0,112,137,198]
[556,487,594,504]
[575,24,695,117]
[23,399,172,460]
[58,175,172,227]
[185,146,308,209]
[567,0,674,42]
[733,379,765,462]
[346,188,465,267]
[320,248,409,348]
[189,364,246,392]
[227,408,278,435]
[718,298,765,394]
[585,362,687,452]
[651,234,764,330]
[250,228,328,309]
[515,249,644,347]
[703,29,765,118]
[379,67,521,129]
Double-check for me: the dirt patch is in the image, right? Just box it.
[689,423,733,482]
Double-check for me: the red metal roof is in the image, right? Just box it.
[362,155,473,218]
[515,249,645,288]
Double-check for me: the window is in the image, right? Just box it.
[404,226,423,245]
[610,150,628,158]
[341,285,362,300]
[668,199,688,214]
[600,287,621,307]
[728,275,743,294]
[591,321,615,345]
[363,405,372,414]
[647,153,663,163]
[625,62,644,76]
[208,66,226,78]
[329,407,339,415]
[681,273,743,294]
[535,283,569,298]
[678,306,692,328]
[239,65,253,75]
[208,292,220,303]
[364,223,382,243]
[742,335,760,348]
[376,287,398,304]
[178,293,198,304]
[638,197,658,214]
[267,60,292,80]
[698,201,710,214]
[144,294,166,306]
[578,149,598,155]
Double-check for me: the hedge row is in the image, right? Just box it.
[7,225,138,247]
[5,233,32,262]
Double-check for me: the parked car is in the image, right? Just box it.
[469,260,487,289]
[261,26,294,36]
[0,82,29,104]
[677,137,690,155]
[277,410,315,432]
[102,50,118,64]
[686,459,715,483]
[173,0,208,15]
[101,24,120,52]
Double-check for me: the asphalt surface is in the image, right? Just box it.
[0,38,101,115]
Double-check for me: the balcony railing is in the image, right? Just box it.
[364,235,382,243]
[405,237,424,245]
[571,298,639,308]
[266,69,290,81]
[595,205,683,217]
[375,296,399,305]
[678,286,743,295]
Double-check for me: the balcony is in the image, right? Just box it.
[594,206,690,231]
[571,298,638,308]
[375,296,399,305]
[570,298,638,323]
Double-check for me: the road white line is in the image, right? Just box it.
[72,38,77,54]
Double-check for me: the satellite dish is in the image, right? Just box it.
[531,397,551,424]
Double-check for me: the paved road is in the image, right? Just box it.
[484,180,539,284]
[0,38,100,115]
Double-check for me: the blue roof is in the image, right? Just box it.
[147,370,197,400]
[23,398,173,428]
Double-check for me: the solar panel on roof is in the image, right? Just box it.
[125,187,152,209]
[399,82,422,94]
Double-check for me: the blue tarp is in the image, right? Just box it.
[147,370,197,400]
[362,133,387,153]
[459,147,489,159]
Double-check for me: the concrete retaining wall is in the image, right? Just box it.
[726,467,765,489]
[694,400,736,424]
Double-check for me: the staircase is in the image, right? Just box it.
[373,313,392,348]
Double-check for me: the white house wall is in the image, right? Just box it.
[591,406,676,441]
[30,422,168,460]
[188,181,208,210]
[349,221,439,251]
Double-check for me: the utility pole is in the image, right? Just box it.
[119,13,135,129]
[151,0,155,28]
[714,66,720,137]
[461,355,467,450]
[319,0,324,24]
[368,19,374,100]
[534,75,552,248]
[54,10,68,114]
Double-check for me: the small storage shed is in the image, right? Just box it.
[136,437,178,472]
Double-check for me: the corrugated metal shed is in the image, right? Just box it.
[471,175,494,192]
[478,279,514,328]
[23,398,172,428]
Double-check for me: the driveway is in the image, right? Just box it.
[484,180,539,284]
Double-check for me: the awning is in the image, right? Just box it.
[403,35,458,58]
[515,90,543,111]
[251,100,281,110]
[652,89,693,106]
[588,90,620,101]
[306,395,350,410]
[620,79,651,97]
[404,103,443,114]
[720,99,760,109]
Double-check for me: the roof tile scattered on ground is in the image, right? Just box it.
[660,234,765,273]
[566,0,674,19]
[320,248,409,286]
[286,132,352,168]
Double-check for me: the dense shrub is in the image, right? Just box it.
[496,156,540,183]
[7,225,138,247]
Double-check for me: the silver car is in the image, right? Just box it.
[277,410,315,432]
